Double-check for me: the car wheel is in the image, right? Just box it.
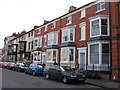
[62,77,68,84]
[18,69,20,72]
[32,71,36,76]
[25,70,28,74]
[45,74,50,79]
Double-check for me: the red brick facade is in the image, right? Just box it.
[32,1,120,81]
[5,1,120,81]
[110,2,120,81]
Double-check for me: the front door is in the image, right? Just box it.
[42,53,46,64]
[79,53,86,70]
[78,47,87,71]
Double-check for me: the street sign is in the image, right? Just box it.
[68,50,72,55]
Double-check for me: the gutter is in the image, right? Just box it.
[108,0,112,80]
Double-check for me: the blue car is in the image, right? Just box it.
[25,63,44,76]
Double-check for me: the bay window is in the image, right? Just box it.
[34,39,38,47]
[101,19,108,35]
[102,44,109,64]
[90,44,99,64]
[44,35,47,47]
[62,27,75,43]
[90,16,109,37]
[38,37,42,47]
[61,47,75,63]
[46,49,58,62]
[69,49,74,61]
[48,32,58,45]
[88,41,110,66]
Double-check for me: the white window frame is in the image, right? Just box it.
[60,47,75,63]
[88,41,110,66]
[61,26,76,43]
[38,37,42,47]
[32,51,42,63]
[46,49,58,63]
[66,16,72,25]
[79,22,86,41]
[48,32,58,45]
[44,35,47,47]
[34,37,39,48]
[80,9,86,19]
[37,28,41,34]
[90,16,109,38]
[42,52,46,64]
[52,21,56,29]
[96,1,105,13]
[44,25,48,32]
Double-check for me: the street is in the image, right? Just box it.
[2,68,101,88]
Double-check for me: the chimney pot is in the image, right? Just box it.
[69,6,77,12]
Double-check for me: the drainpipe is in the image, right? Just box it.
[108,0,112,80]
[59,17,62,66]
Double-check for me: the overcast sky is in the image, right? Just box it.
[0,0,95,48]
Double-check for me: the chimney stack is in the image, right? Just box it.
[43,20,49,25]
[69,6,77,12]
[12,32,17,37]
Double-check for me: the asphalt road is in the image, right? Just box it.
[2,68,101,88]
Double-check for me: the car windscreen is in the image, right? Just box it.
[61,66,74,72]
[37,65,43,67]
[10,63,15,65]
[19,64,25,67]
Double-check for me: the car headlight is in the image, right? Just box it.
[82,75,85,77]
[71,75,77,77]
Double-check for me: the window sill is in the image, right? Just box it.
[96,9,105,13]
[44,30,47,32]
[87,64,110,67]
[46,61,54,63]
[48,44,58,46]
[80,16,85,19]
[62,41,75,43]
[79,39,85,41]
[51,27,56,29]
[66,22,72,26]
[37,32,41,34]
[44,46,47,48]
[90,35,109,38]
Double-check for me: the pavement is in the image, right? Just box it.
[85,78,120,89]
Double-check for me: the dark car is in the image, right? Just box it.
[6,62,16,70]
[44,65,86,84]
[13,63,28,72]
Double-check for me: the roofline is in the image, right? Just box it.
[9,1,96,42]
[36,1,95,28]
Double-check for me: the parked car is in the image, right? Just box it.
[44,65,86,84]
[25,63,44,76]
[6,62,16,70]
[0,62,9,68]
[0,62,3,67]
[13,63,28,72]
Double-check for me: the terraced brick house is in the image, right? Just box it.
[4,0,120,81]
